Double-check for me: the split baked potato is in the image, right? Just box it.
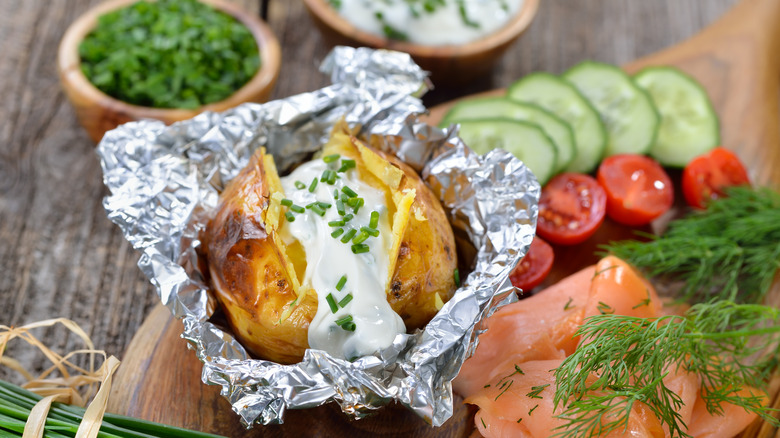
[204,121,457,364]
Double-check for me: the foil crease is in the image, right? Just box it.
[97,46,540,428]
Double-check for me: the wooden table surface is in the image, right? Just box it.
[0,0,739,405]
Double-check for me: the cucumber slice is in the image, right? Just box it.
[634,66,720,167]
[441,97,575,173]
[563,61,660,158]
[456,118,557,185]
[507,72,607,174]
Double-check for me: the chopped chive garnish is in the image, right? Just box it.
[335,314,353,326]
[328,219,345,227]
[342,321,356,331]
[341,229,357,243]
[290,204,305,214]
[342,213,354,222]
[326,293,338,313]
[331,228,344,238]
[310,205,326,216]
[340,193,350,202]
[308,177,318,193]
[351,243,370,254]
[338,159,356,172]
[369,211,379,228]
[285,211,296,222]
[281,198,293,207]
[454,268,461,287]
[353,198,364,213]
[338,293,353,307]
[317,202,332,209]
[328,170,337,185]
[336,275,348,291]
[320,170,330,182]
[346,198,359,207]
[352,231,370,245]
[361,226,379,237]
[342,186,358,198]
[295,180,306,189]
[336,200,346,215]
[333,189,339,199]
[323,153,340,163]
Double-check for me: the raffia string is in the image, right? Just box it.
[0,318,121,438]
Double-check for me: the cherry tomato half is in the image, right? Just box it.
[510,236,554,292]
[682,147,750,209]
[536,173,607,245]
[597,154,674,226]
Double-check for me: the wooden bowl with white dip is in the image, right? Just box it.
[303,0,539,87]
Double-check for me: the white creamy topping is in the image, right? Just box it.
[334,0,524,46]
[279,157,405,360]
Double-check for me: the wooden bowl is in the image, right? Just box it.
[58,0,282,143]
[302,0,539,87]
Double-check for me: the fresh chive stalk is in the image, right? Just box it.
[352,231,370,245]
[281,198,293,207]
[336,200,346,215]
[331,228,344,238]
[289,204,305,214]
[328,219,345,227]
[351,244,369,254]
[323,154,340,163]
[341,186,358,198]
[285,211,295,222]
[361,226,379,237]
[308,177,318,193]
[369,211,379,229]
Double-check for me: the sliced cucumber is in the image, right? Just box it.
[441,97,576,173]
[507,72,606,174]
[456,118,557,185]
[634,66,720,167]
[563,61,660,158]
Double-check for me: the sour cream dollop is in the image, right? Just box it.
[279,156,406,360]
[331,0,525,46]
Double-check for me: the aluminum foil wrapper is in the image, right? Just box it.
[98,46,540,427]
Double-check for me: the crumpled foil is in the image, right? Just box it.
[97,46,540,428]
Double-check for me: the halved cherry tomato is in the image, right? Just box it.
[536,173,607,245]
[510,236,554,291]
[597,154,674,226]
[682,147,750,209]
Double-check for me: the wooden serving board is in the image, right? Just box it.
[107,0,780,436]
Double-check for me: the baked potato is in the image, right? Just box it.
[205,121,457,363]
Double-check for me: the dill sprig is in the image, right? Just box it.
[601,186,780,304]
[552,300,780,438]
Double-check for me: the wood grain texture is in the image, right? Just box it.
[2,0,763,435]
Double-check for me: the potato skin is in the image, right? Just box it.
[205,146,457,363]
[205,151,315,364]
[381,151,458,330]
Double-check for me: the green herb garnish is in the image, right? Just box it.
[325,293,339,314]
[341,229,357,243]
[338,159,356,173]
[281,198,293,207]
[336,275,348,291]
[323,154,340,163]
[331,228,344,238]
[289,204,305,214]
[552,300,780,438]
[351,243,370,254]
[79,0,260,109]
[369,211,380,229]
[338,293,353,307]
[295,180,306,190]
[284,211,295,222]
[341,186,358,198]
[602,186,780,304]
[328,219,345,227]
[453,268,461,287]
[361,226,379,237]
[352,231,370,245]
[308,177,319,193]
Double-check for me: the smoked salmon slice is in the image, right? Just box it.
[453,265,596,398]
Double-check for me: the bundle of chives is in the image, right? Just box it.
[0,380,225,438]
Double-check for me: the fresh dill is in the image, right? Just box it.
[563,297,574,310]
[601,186,780,304]
[495,379,513,401]
[631,289,651,309]
[552,300,780,438]
[528,404,539,415]
[596,301,614,315]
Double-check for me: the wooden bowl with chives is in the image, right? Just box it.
[58,0,282,143]
[302,0,539,87]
